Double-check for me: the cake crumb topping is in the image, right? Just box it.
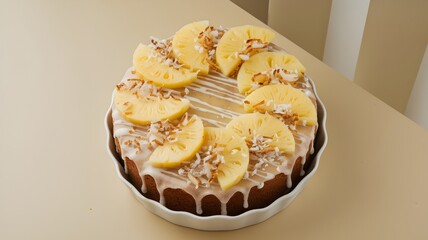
[178,143,226,188]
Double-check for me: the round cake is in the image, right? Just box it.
[111,22,318,216]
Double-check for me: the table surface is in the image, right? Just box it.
[1,0,427,239]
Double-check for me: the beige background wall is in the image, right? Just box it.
[354,0,428,112]
[268,0,332,60]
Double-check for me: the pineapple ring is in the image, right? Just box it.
[243,84,317,126]
[237,51,306,95]
[226,113,295,155]
[172,21,210,75]
[148,115,205,168]
[114,87,190,125]
[215,25,275,76]
[201,127,250,191]
[133,44,198,88]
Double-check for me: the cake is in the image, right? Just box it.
[111,21,318,216]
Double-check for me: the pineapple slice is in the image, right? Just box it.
[203,127,249,190]
[216,25,275,76]
[172,21,210,74]
[114,87,189,125]
[149,115,204,168]
[133,43,198,88]
[244,85,317,126]
[237,51,306,94]
[226,113,295,154]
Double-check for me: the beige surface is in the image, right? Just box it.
[354,0,428,113]
[268,0,332,60]
[1,0,428,239]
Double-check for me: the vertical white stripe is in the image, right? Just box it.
[405,45,428,130]
[323,0,370,80]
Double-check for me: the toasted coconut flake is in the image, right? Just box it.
[178,143,226,188]
[245,134,287,177]
[252,100,265,108]
[234,39,269,64]
[187,173,200,189]
[195,25,225,69]
[116,82,125,90]
[254,103,299,127]
[252,72,271,86]
[149,37,183,69]
[145,115,195,149]
[118,76,184,101]
[273,103,292,115]
[239,54,250,61]
[251,68,303,90]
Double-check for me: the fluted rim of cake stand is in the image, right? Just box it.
[104,77,327,231]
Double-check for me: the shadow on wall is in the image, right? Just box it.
[231,0,269,24]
